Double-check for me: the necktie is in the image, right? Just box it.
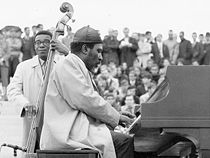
[39,59,47,79]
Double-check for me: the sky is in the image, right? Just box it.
[0,0,210,40]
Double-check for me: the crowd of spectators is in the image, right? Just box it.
[93,27,210,118]
[0,24,210,119]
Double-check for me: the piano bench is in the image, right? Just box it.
[158,141,193,157]
[36,149,99,158]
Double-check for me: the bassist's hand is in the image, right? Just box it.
[21,104,37,118]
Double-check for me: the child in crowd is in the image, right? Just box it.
[150,63,160,84]
[104,92,121,112]
[140,80,157,103]
[121,94,136,115]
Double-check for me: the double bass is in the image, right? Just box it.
[1,2,74,158]
[25,3,74,158]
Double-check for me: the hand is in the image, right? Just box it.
[128,43,132,47]
[0,58,5,65]
[51,39,69,56]
[119,42,125,48]
[119,113,134,127]
[121,111,135,119]
[192,61,199,66]
[21,104,37,118]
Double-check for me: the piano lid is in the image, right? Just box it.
[141,66,210,128]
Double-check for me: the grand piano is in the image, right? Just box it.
[131,66,210,158]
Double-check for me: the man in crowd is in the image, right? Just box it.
[178,31,193,65]
[37,24,44,32]
[151,34,169,66]
[136,33,152,68]
[40,26,135,158]
[0,30,9,101]
[191,32,204,65]
[164,30,178,64]
[136,71,153,97]
[145,31,153,44]
[21,27,35,61]
[5,27,23,77]
[199,34,205,44]
[7,30,69,149]
[202,32,210,65]
[102,28,119,66]
[30,25,38,56]
[119,27,138,67]
[32,25,37,37]
[150,63,160,83]
[121,94,136,115]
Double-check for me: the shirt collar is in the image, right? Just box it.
[31,55,56,68]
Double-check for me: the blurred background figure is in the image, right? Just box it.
[171,34,180,65]
[121,94,136,115]
[140,80,157,104]
[0,30,9,101]
[36,24,44,32]
[199,34,205,44]
[178,31,193,65]
[202,32,210,65]
[191,32,203,65]
[119,27,138,67]
[159,58,171,77]
[151,34,169,66]
[32,25,37,37]
[164,30,178,64]
[145,31,154,44]
[132,32,139,41]
[2,26,23,78]
[102,28,119,66]
[21,27,35,61]
[136,33,152,68]
[150,63,160,84]
[104,92,121,112]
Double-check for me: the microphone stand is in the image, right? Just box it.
[0,143,26,157]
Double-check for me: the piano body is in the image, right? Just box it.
[132,66,210,157]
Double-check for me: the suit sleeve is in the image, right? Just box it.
[7,63,30,116]
[198,43,204,63]
[186,41,193,59]
[151,44,157,62]
[130,38,138,51]
[54,60,120,128]
[164,44,170,58]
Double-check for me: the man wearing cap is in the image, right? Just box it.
[40,26,135,158]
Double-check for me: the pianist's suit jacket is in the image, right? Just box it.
[40,53,120,158]
[7,55,48,147]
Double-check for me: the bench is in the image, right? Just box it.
[36,149,99,158]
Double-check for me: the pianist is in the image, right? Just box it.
[40,26,135,158]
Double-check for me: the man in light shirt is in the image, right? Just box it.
[164,30,178,63]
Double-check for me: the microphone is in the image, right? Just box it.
[1,143,26,152]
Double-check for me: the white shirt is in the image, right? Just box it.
[157,41,163,58]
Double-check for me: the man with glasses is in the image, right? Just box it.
[7,30,69,149]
